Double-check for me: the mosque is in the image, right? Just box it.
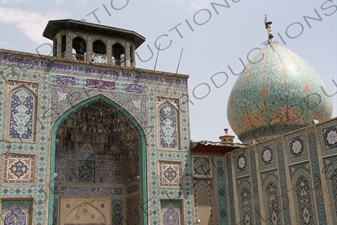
[0,18,336,225]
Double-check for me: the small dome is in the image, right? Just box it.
[227,43,332,144]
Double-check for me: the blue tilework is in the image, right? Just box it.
[227,43,333,143]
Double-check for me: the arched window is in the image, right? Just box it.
[72,37,86,61]
[158,103,178,149]
[8,87,36,141]
[112,43,125,66]
[93,40,106,54]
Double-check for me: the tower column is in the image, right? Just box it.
[66,32,73,60]
[125,42,130,67]
[87,35,93,62]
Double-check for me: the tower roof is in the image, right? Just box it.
[43,19,146,49]
[227,43,333,144]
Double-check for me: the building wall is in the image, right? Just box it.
[190,118,337,225]
[190,155,229,225]
[225,117,337,225]
[0,49,193,225]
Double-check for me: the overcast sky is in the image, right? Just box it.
[1,0,336,142]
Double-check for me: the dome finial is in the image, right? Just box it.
[264,15,274,42]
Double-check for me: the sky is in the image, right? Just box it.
[1,0,336,142]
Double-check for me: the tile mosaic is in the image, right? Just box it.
[3,154,35,184]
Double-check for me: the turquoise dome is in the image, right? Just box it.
[227,43,333,144]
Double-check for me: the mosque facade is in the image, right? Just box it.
[0,19,336,225]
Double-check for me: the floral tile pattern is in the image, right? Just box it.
[161,200,182,225]
[323,125,337,150]
[261,145,274,165]
[159,103,178,149]
[192,156,212,177]
[0,50,192,225]
[3,154,35,184]
[227,43,333,144]
[294,175,315,225]
[289,135,305,158]
[237,153,247,172]
[8,87,36,140]
[111,199,123,225]
[159,161,182,188]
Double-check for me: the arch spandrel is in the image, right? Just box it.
[50,87,147,129]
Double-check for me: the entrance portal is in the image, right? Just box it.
[53,100,142,224]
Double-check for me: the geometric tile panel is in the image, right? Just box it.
[323,125,337,150]
[159,161,182,188]
[261,145,274,166]
[289,135,305,158]
[77,161,95,183]
[192,155,212,177]
[3,154,35,184]
[236,153,248,172]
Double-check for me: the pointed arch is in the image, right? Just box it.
[162,206,180,225]
[112,43,125,66]
[7,86,37,141]
[2,204,30,225]
[325,160,337,222]
[238,181,254,225]
[157,102,179,149]
[292,170,316,225]
[93,39,106,54]
[72,36,86,61]
[193,180,213,225]
[48,94,148,225]
[262,176,282,225]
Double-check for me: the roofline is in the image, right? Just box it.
[0,48,189,79]
[43,19,146,49]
